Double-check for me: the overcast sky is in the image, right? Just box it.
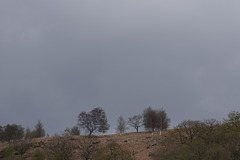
[1,0,240,135]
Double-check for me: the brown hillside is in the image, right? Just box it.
[0,131,170,160]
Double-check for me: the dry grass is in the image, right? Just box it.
[0,130,170,160]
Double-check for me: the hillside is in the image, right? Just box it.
[0,131,169,160]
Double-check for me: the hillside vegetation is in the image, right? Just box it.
[0,110,239,160]
[0,131,168,160]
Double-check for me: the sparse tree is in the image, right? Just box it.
[143,107,158,132]
[174,120,206,143]
[143,107,170,132]
[62,127,71,136]
[78,137,99,160]
[4,124,24,142]
[0,125,3,142]
[35,120,45,138]
[24,128,31,140]
[224,111,240,123]
[93,142,133,160]
[157,109,170,135]
[98,117,109,134]
[116,115,128,134]
[24,127,36,140]
[128,114,143,133]
[13,139,32,156]
[204,119,220,130]
[153,112,240,160]
[48,137,74,160]
[224,110,240,130]
[78,107,109,136]
[62,126,80,136]
[71,126,80,135]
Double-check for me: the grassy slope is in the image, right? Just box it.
[0,130,170,160]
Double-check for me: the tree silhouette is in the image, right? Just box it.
[128,114,143,133]
[35,120,45,138]
[4,124,24,142]
[116,115,128,134]
[78,107,109,136]
[143,106,170,133]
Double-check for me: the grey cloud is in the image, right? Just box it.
[1,0,240,135]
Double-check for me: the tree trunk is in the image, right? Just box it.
[89,130,93,137]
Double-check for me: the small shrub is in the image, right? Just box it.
[93,142,133,160]
[52,151,65,160]
[13,140,32,156]
[78,137,98,160]
[32,149,45,160]
[48,137,73,160]
[1,145,17,159]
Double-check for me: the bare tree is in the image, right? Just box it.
[116,115,128,134]
[35,120,45,138]
[78,107,109,136]
[4,124,24,142]
[48,137,74,160]
[24,128,36,140]
[224,110,240,130]
[63,126,80,136]
[24,128,31,140]
[204,119,220,130]
[78,137,98,160]
[71,126,80,135]
[93,141,133,160]
[98,116,109,134]
[143,107,158,132]
[62,127,72,136]
[13,139,32,156]
[0,125,3,142]
[143,106,170,133]
[174,120,205,143]
[128,114,143,133]
[157,109,170,135]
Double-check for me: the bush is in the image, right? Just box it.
[48,137,73,160]
[13,140,32,156]
[3,146,15,158]
[32,149,45,160]
[153,112,240,160]
[3,124,24,142]
[93,142,133,160]
[78,137,99,160]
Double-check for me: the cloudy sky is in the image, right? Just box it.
[1,0,240,135]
